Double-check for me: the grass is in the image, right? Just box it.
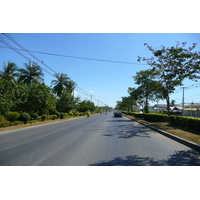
[124,114,200,145]
[0,113,100,133]
[0,116,83,133]
[2,113,200,146]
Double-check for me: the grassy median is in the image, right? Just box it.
[124,113,200,145]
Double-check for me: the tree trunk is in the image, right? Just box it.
[166,95,170,116]
[145,94,149,113]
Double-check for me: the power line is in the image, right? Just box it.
[0,39,109,106]
[0,38,55,77]
[0,45,148,66]
[2,33,57,75]
[0,38,31,61]
[0,34,118,107]
[1,36,110,107]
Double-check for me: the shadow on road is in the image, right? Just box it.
[90,150,200,166]
[102,124,151,139]
[107,119,132,123]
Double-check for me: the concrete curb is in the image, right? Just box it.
[125,115,200,152]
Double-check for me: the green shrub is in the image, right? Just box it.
[170,116,200,132]
[41,114,47,121]
[6,112,20,122]
[63,113,69,118]
[14,121,24,125]
[31,113,38,120]
[73,111,80,116]
[55,111,60,119]
[0,115,6,122]
[49,115,57,120]
[126,112,200,133]
[144,113,169,122]
[29,120,37,124]
[0,121,14,127]
[19,113,30,124]
[68,111,74,116]
[60,113,64,119]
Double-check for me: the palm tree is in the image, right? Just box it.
[18,61,44,84]
[67,80,76,94]
[51,73,75,97]
[0,61,19,84]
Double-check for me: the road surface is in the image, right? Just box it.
[0,112,200,166]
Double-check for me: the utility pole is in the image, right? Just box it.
[181,87,187,116]
[90,95,93,102]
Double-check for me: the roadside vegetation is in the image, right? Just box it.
[123,112,200,145]
[116,42,200,144]
[0,61,108,130]
[116,42,200,115]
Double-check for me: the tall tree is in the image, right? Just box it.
[138,42,200,115]
[0,79,15,114]
[77,100,95,112]
[0,61,18,84]
[133,69,163,113]
[18,61,44,84]
[51,73,74,97]
[56,88,79,112]
[13,83,56,115]
[127,87,138,112]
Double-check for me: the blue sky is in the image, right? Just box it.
[1,33,200,108]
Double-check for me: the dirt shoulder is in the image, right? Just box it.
[124,114,200,145]
[0,113,100,133]
[0,116,83,133]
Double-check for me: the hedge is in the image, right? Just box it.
[6,112,20,122]
[0,121,23,127]
[169,115,200,132]
[124,112,200,132]
[19,113,30,124]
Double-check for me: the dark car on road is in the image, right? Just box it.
[114,111,122,117]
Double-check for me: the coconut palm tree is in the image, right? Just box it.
[18,61,44,84]
[0,61,19,84]
[67,80,76,94]
[51,73,75,97]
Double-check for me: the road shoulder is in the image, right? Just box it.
[124,113,200,152]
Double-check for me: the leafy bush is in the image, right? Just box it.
[41,114,47,121]
[29,120,37,124]
[60,113,64,119]
[73,111,81,116]
[0,121,14,127]
[125,112,200,132]
[49,115,57,120]
[31,113,38,120]
[79,112,84,116]
[0,115,6,122]
[63,113,69,118]
[14,121,24,125]
[55,111,60,119]
[170,116,200,132]
[6,112,20,122]
[68,111,74,116]
[19,113,30,124]
[144,113,169,122]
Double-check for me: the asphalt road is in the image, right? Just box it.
[0,112,200,166]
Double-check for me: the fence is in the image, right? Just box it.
[184,110,200,118]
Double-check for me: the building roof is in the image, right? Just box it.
[185,103,200,108]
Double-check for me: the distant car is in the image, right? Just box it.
[114,111,122,117]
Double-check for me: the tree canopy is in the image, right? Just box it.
[116,42,200,115]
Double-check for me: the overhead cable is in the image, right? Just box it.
[0,45,148,66]
[0,38,55,77]
[2,33,57,75]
